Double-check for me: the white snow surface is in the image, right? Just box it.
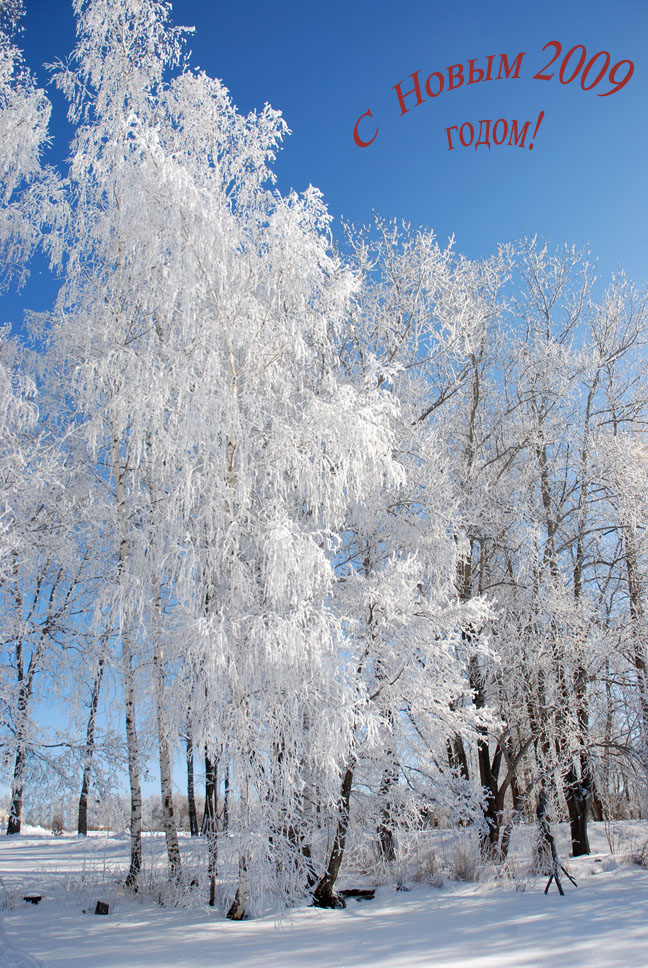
[1,823,648,968]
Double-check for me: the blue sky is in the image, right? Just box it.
[2,0,647,336]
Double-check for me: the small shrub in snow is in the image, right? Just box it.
[496,856,530,892]
[0,874,16,910]
[447,835,483,883]
[604,818,623,855]
[631,841,648,869]
[410,847,443,888]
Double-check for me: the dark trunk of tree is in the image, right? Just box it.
[536,787,577,895]
[527,662,558,872]
[312,766,354,909]
[377,814,396,864]
[185,727,198,838]
[123,678,142,890]
[7,745,26,835]
[566,660,593,856]
[470,658,509,860]
[590,782,604,823]
[477,735,501,857]
[564,762,591,856]
[201,752,217,833]
[78,649,106,836]
[202,752,218,905]
[222,763,229,831]
[377,757,398,863]
[447,734,470,780]
[207,825,218,907]
[76,767,90,839]
[554,660,592,857]
[7,636,37,837]
[534,786,554,873]
[625,533,648,770]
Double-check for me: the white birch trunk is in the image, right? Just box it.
[152,632,182,879]
[112,431,143,890]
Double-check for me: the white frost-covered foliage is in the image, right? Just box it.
[0,7,61,289]
[37,0,436,910]
[7,0,648,919]
[0,332,37,574]
[0,329,98,838]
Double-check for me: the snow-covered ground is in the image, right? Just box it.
[2,822,648,967]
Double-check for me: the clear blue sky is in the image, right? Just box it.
[2,0,647,335]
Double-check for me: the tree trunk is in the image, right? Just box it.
[510,772,524,816]
[123,639,143,891]
[78,646,106,836]
[226,855,249,920]
[534,786,554,873]
[113,431,142,891]
[6,745,26,835]
[476,736,501,857]
[377,820,396,865]
[625,531,648,765]
[202,752,218,906]
[6,643,43,835]
[447,734,470,780]
[7,597,47,836]
[377,742,398,863]
[564,763,591,856]
[589,776,604,823]
[469,657,508,859]
[528,666,556,872]
[222,762,229,831]
[312,765,354,909]
[185,723,199,838]
[201,752,217,834]
[153,643,182,879]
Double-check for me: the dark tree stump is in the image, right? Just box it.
[339,888,376,902]
[311,886,346,909]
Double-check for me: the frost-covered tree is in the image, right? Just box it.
[589,278,648,800]
[29,0,407,907]
[6,0,648,916]
[303,222,500,904]
[0,333,94,835]
[0,0,61,292]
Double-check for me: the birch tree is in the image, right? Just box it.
[32,0,405,906]
[304,222,501,904]
[0,334,93,835]
[0,0,61,292]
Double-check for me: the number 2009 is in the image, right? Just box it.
[534,41,634,96]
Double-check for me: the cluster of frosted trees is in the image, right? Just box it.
[2,0,648,917]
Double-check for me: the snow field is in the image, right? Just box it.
[2,821,648,967]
